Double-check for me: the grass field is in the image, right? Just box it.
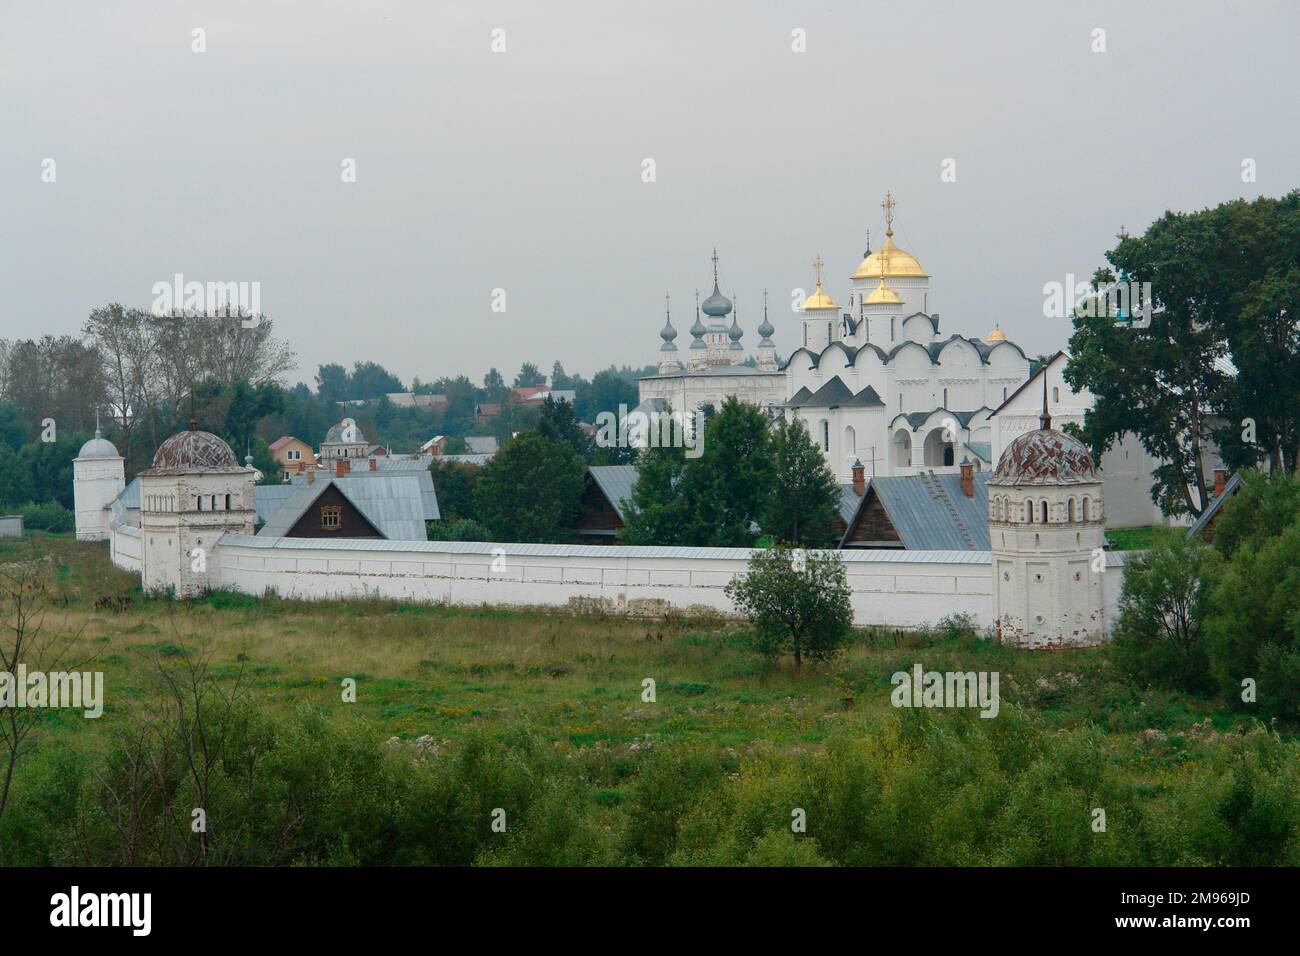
[1,533,1296,866]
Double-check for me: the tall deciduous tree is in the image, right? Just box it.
[1065,192,1300,516]
[473,431,585,542]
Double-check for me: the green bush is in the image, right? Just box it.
[5,501,74,533]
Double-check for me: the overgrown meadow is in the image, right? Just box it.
[1,534,1295,866]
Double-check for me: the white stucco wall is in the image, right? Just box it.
[104,526,1129,636]
[111,524,142,571]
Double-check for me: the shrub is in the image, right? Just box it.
[725,543,853,669]
[6,501,74,533]
[1112,528,1217,693]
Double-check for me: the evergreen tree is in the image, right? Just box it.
[761,416,840,546]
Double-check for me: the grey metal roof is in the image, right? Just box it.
[290,467,438,521]
[894,408,988,430]
[785,386,813,409]
[1187,472,1245,539]
[861,471,991,550]
[801,376,855,408]
[465,436,499,455]
[587,465,638,521]
[844,384,885,407]
[112,477,141,510]
[262,474,432,539]
[436,454,492,467]
[837,483,866,525]
[218,531,992,564]
[254,484,297,524]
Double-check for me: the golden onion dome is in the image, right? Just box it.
[863,279,902,306]
[852,235,928,280]
[987,324,1007,342]
[804,283,838,311]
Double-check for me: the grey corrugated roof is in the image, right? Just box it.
[291,468,438,521]
[436,454,492,467]
[254,484,297,524]
[465,436,499,455]
[218,532,992,563]
[866,471,991,550]
[1187,472,1245,539]
[588,465,638,521]
[260,474,431,540]
[837,483,866,525]
[112,477,140,510]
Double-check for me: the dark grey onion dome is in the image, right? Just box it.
[143,429,242,474]
[689,297,708,349]
[701,282,733,318]
[324,418,367,444]
[660,316,677,342]
[727,306,744,351]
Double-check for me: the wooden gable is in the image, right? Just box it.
[284,483,385,539]
[840,487,904,549]
[574,475,624,540]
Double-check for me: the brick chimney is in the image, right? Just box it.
[369,458,377,472]
[960,459,974,498]
[335,458,351,477]
[851,459,865,496]
[1213,468,1226,498]
[306,468,314,484]
[296,460,306,474]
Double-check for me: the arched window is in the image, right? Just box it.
[890,317,896,341]
[843,425,857,456]
[1002,386,1007,401]
[1082,497,1091,521]
[1052,386,1060,403]
[226,494,232,510]
[1068,498,1076,522]
[821,419,830,452]
[197,496,203,511]
[942,387,948,407]
[1041,500,1049,523]
[1025,500,1034,523]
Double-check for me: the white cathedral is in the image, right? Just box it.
[639,194,1030,483]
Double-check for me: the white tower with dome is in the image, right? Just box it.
[72,422,125,541]
[139,423,256,597]
[987,384,1107,648]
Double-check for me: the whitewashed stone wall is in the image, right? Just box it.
[111,524,142,572]
[104,526,1129,633]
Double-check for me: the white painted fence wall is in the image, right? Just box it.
[111,524,142,571]
[104,526,1129,631]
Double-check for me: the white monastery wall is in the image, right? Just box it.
[135,532,1133,632]
[111,524,142,572]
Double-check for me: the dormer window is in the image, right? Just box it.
[321,505,341,531]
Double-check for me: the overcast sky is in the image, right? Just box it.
[3,0,1297,387]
